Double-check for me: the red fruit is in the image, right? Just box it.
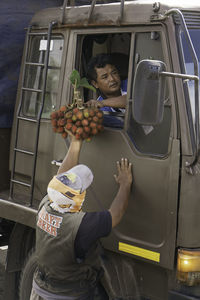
[65,111,73,119]
[57,111,64,118]
[59,118,66,126]
[62,132,68,139]
[51,119,57,127]
[90,122,97,128]
[96,111,103,119]
[65,123,73,130]
[67,118,73,123]
[50,111,58,119]
[76,111,83,120]
[57,126,64,133]
[91,128,98,135]
[97,124,104,132]
[84,126,90,133]
[75,133,81,140]
[73,108,79,114]
[76,127,83,135]
[92,116,98,123]
[88,117,92,122]
[83,108,89,118]
[98,118,103,124]
[89,109,95,117]
[75,120,81,127]
[81,119,89,126]
[60,105,67,112]
[52,127,57,132]
[72,125,77,134]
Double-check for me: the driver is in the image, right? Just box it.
[86,53,127,128]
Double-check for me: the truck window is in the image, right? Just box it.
[22,35,64,119]
[74,32,131,128]
[127,31,172,156]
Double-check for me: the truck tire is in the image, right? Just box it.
[19,249,37,300]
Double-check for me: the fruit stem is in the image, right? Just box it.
[72,79,84,109]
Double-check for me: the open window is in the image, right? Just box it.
[74,32,131,128]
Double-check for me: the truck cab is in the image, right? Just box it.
[1,1,200,299]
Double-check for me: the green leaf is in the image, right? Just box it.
[80,77,96,92]
[69,70,80,88]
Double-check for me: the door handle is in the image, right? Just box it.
[51,160,63,167]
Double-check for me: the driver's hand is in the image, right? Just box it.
[86,99,103,108]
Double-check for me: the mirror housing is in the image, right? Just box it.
[132,59,166,125]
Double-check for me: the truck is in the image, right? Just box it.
[1,0,200,299]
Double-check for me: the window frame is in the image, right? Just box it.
[62,25,177,158]
[22,32,66,120]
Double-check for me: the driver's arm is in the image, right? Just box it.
[86,94,127,109]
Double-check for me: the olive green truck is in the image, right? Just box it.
[1,1,200,299]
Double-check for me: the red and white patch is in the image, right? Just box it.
[37,206,63,237]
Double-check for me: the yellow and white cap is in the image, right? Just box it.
[47,164,93,213]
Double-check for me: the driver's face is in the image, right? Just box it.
[92,64,121,98]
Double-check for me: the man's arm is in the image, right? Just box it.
[86,94,127,109]
[109,158,132,228]
[57,135,82,175]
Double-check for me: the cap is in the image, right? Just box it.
[56,164,93,193]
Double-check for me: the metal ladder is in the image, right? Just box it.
[9,21,56,206]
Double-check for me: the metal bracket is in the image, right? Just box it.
[87,0,125,24]
[153,2,160,13]
[61,0,70,24]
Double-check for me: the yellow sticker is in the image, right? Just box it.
[119,242,160,263]
[66,173,77,183]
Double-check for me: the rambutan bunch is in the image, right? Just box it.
[50,105,104,141]
[50,69,104,140]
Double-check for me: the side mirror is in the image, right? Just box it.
[132,59,166,125]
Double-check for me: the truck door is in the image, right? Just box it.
[74,28,180,270]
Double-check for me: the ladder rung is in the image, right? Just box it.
[22,87,42,93]
[14,148,34,155]
[25,63,59,70]
[11,179,31,188]
[17,116,37,123]
[28,32,48,36]
[25,62,45,67]
[48,66,60,70]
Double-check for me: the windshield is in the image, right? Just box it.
[180,29,200,127]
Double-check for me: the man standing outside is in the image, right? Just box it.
[30,132,133,299]
[86,53,127,127]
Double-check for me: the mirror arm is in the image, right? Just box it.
[160,72,199,81]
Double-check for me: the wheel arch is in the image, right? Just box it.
[4,222,36,300]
